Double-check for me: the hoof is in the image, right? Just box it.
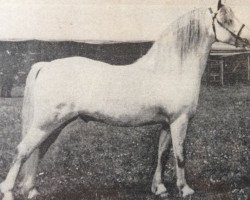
[152,183,167,195]
[181,185,194,198]
[159,192,169,198]
[2,191,14,200]
[19,184,40,199]
[27,188,40,199]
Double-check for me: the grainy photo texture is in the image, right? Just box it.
[0,0,249,200]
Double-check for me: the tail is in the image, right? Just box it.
[19,63,44,185]
[22,63,43,137]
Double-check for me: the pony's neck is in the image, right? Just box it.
[138,8,214,78]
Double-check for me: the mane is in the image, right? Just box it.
[175,9,206,58]
[160,8,209,58]
[136,8,211,69]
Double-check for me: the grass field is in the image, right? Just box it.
[0,85,249,200]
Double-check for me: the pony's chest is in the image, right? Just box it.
[156,81,199,114]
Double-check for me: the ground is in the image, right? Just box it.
[0,85,249,200]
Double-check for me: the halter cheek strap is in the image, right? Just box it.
[209,8,219,42]
[236,24,246,46]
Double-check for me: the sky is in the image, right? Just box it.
[0,0,249,41]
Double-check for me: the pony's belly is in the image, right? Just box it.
[78,107,168,127]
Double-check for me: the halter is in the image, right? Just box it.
[209,8,248,47]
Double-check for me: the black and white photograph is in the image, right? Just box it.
[0,0,249,199]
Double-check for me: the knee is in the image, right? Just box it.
[177,156,185,168]
[14,145,29,163]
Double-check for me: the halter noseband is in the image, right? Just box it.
[209,8,248,47]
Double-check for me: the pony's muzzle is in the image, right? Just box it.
[237,38,250,48]
[238,26,250,48]
[242,38,250,47]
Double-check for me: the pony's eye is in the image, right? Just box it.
[227,19,233,25]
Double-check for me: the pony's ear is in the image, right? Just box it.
[217,0,224,10]
[217,2,232,24]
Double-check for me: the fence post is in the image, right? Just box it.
[248,55,250,82]
[220,59,224,86]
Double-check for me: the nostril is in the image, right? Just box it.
[246,39,250,47]
[242,38,250,47]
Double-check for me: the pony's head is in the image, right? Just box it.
[211,0,250,48]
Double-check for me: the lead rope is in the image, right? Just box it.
[235,24,246,47]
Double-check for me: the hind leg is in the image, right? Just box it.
[0,127,51,200]
[18,117,77,199]
[19,149,40,199]
[19,140,57,199]
[151,126,171,196]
